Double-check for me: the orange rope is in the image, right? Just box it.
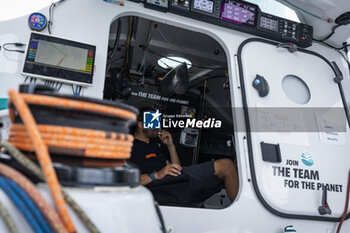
[7,90,137,233]
[8,89,75,233]
[10,124,134,141]
[9,124,133,159]
[0,163,68,233]
[20,94,136,120]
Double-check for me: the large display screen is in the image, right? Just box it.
[193,0,214,13]
[260,16,278,32]
[22,33,95,86]
[220,0,258,27]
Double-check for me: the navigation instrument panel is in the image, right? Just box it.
[190,0,221,18]
[257,12,313,45]
[194,0,213,13]
[140,0,313,47]
[22,33,96,86]
[220,0,258,27]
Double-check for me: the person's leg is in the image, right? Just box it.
[214,159,239,201]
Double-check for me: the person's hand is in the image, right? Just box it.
[154,163,182,180]
[158,130,174,147]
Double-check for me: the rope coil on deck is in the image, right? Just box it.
[0,163,68,233]
[6,88,137,233]
[1,140,100,233]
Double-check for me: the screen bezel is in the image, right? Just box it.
[22,32,96,87]
[220,0,258,27]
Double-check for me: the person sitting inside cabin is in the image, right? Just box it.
[129,109,239,205]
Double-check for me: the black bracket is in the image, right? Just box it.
[277,42,298,53]
[318,188,332,215]
[331,61,344,84]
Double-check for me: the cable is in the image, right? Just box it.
[0,177,44,233]
[106,56,124,72]
[140,22,157,84]
[314,24,341,42]
[123,16,135,73]
[0,141,100,233]
[296,45,350,131]
[337,82,350,129]
[0,200,19,233]
[187,75,227,90]
[55,82,63,91]
[48,3,54,34]
[154,202,167,233]
[107,56,124,65]
[338,43,350,51]
[29,77,37,84]
[108,19,122,60]
[313,41,350,75]
[336,171,350,233]
[193,80,207,165]
[48,0,66,35]
[7,89,75,233]
[0,163,68,233]
[3,43,25,54]
[337,52,350,75]
[313,40,339,50]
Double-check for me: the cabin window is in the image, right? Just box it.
[104,16,238,209]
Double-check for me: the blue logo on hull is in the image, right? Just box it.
[300,153,313,166]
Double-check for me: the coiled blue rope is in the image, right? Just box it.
[0,176,53,233]
[6,178,53,233]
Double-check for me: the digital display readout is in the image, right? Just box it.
[23,33,95,85]
[193,0,214,13]
[260,16,278,31]
[28,39,93,74]
[220,0,257,26]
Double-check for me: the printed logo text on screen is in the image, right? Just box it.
[143,111,221,129]
[143,111,162,129]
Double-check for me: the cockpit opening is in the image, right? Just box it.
[103,15,238,209]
